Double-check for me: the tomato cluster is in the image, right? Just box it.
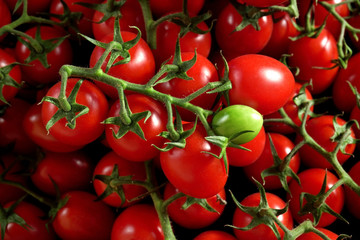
[1,0,360,239]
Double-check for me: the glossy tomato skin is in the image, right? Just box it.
[287,168,345,227]
[344,161,360,219]
[2,201,56,240]
[53,191,116,240]
[149,0,204,17]
[227,54,295,115]
[0,48,22,105]
[15,26,73,85]
[111,204,164,240]
[23,104,83,153]
[193,230,237,240]
[163,183,226,229]
[105,94,168,162]
[243,132,301,190]
[287,28,339,95]
[0,98,37,155]
[152,19,211,68]
[89,31,155,99]
[0,154,28,205]
[295,115,356,169]
[215,3,273,60]
[297,227,339,240]
[92,0,145,41]
[93,151,147,207]
[332,52,360,112]
[30,151,94,196]
[232,192,293,240]
[155,52,219,121]
[264,82,314,134]
[41,78,109,147]
[160,123,228,198]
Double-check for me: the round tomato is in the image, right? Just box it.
[163,183,226,229]
[111,204,164,240]
[41,78,109,147]
[89,30,155,99]
[212,105,263,145]
[232,192,293,240]
[287,168,345,227]
[295,115,356,169]
[287,28,339,95]
[160,123,228,198]
[0,48,22,106]
[344,161,360,219]
[149,0,204,17]
[15,25,73,85]
[297,227,339,240]
[2,201,56,240]
[215,3,273,60]
[52,191,116,240]
[23,104,83,152]
[226,54,295,115]
[155,51,219,121]
[193,230,237,240]
[105,94,167,162]
[243,132,301,190]
[93,151,147,207]
[332,51,360,112]
[30,151,94,196]
[264,82,314,134]
[227,126,266,167]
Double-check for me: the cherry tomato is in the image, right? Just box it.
[15,25,73,85]
[30,151,94,196]
[287,28,339,95]
[226,54,295,115]
[295,115,356,169]
[160,123,228,198]
[232,192,293,240]
[344,161,360,219]
[2,201,56,240]
[105,94,168,162]
[0,0,11,42]
[347,14,360,51]
[287,168,345,227]
[227,126,266,167]
[215,3,273,60]
[0,48,22,106]
[243,132,301,190]
[163,183,226,229]
[332,52,360,112]
[240,0,288,7]
[264,82,314,134]
[89,31,155,99]
[155,52,219,121]
[111,204,164,240]
[193,230,237,240]
[149,0,205,18]
[52,190,116,240]
[5,0,51,15]
[212,105,263,145]
[93,151,147,207]
[297,227,339,240]
[41,78,109,147]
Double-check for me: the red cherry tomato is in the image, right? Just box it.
[149,0,205,18]
[287,168,345,227]
[347,14,360,51]
[344,161,360,219]
[5,0,51,15]
[240,0,288,7]
[297,227,339,240]
[0,0,11,42]
[93,151,147,207]
[193,230,237,240]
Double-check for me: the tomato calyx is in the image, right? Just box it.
[0,63,23,105]
[330,114,359,154]
[180,194,224,214]
[298,171,348,226]
[77,0,126,24]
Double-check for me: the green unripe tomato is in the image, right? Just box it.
[212,105,263,144]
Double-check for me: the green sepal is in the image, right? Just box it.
[181,196,220,214]
[41,79,89,131]
[170,10,213,37]
[16,26,70,69]
[48,195,69,225]
[0,63,23,105]
[298,171,348,226]
[0,196,29,240]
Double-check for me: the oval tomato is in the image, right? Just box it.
[111,204,164,240]
[93,151,147,207]
[232,192,293,240]
[163,183,226,229]
[193,230,237,240]
[226,54,295,115]
[287,168,345,227]
[243,132,301,190]
[160,123,228,198]
[41,78,109,147]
